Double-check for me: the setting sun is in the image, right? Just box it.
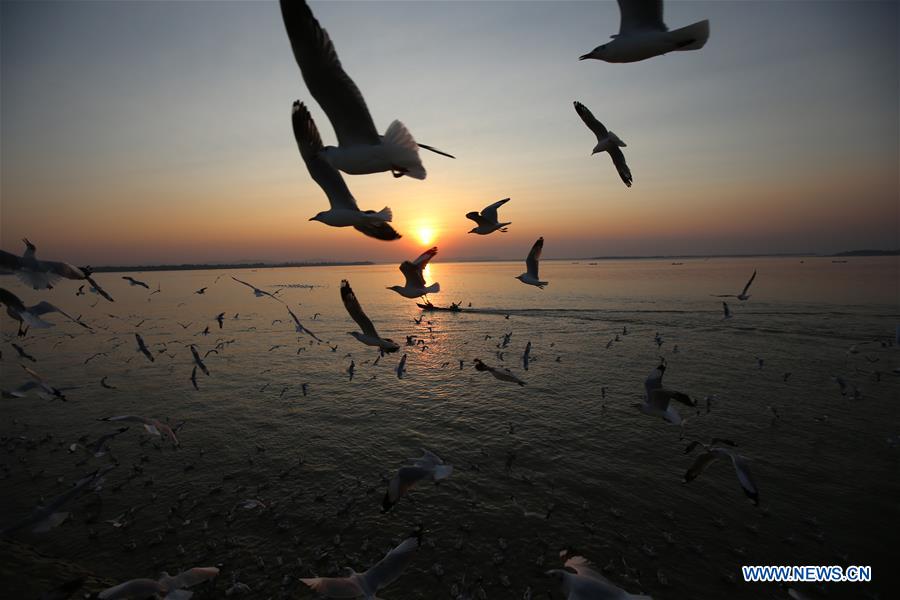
[417,226,436,246]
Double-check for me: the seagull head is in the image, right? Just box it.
[309,212,326,223]
[386,285,404,293]
[579,44,606,61]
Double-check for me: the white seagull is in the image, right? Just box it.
[99,567,219,600]
[0,287,91,336]
[635,363,695,424]
[231,276,283,302]
[382,449,453,511]
[474,358,526,386]
[341,279,399,352]
[300,536,420,598]
[546,555,653,599]
[579,0,709,63]
[516,237,548,289]
[466,198,511,235]
[387,247,440,299]
[0,239,112,300]
[574,101,632,187]
[98,415,179,447]
[280,0,453,180]
[683,438,760,506]
[122,276,150,289]
[712,270,757,301]
[293,101,402,241]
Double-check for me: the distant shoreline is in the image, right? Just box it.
[81,250,899,273]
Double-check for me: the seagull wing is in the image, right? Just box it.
[729,452,760,505]
[292,101,359,211]
[652,388,695,407]
[39,259,85,280]
[190,346,209,376]
[400,247,437,288]
[0,250,23,272]
[299,577,362,598]
[340,280,378,337]
[480,198,510,223]
[741,270,757,295]
[643,364,664,397]
[683,449,723,483]
[573,101,608,139]
[608,146,632,187]
[617,0,667,35]
[161,567,219,590]
[85,276,115,302]
[31,302,92,330]
[279,0,380,146]
[526,237,544,279]
[466,211,491,227]
[362,536,420,592]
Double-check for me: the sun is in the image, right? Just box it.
[416,226,436,246]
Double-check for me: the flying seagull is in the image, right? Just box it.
[683,438,760,505]
[722,301,733,320]
[134,333,154,362]
[292,101,402,241]
[466,198,511,235]
[280,0,452,180]
[0,239,112,302]
[387,247,440,299]
[546,555,653,600]
[712,270,757,301]
[2,365,76,401]
[340,279,399,352]
[98,415,179,446]
[636,362,696,424]
[231,276,283,302]
[573,101,632,187]
[121,276,150,289]
[300,536,420,598]
[286,305,322,342]
[579,0,709,63]
[382,449,453,511]
[474,358,526,386]
[516,237,548,289]
[0,288,91,336]
[98,567,219,600]
[190,345,209,376]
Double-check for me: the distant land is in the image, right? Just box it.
[83,250,898,272]
[89,261,374,273]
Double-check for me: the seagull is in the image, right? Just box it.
[98,567,219,600]
[340,280,399,352]
[579,0,709,63]
[523,341,532,370]
[683,438,759,506]
[121,276,150,289]
[1,466,115,535]
[516,237,548,289]
[387,247,440,299]
[546,555,653,600]
[11,343,36,362]
[98,415,179,446]
[195,287,208,295]
[466,198,511,235]
[573,101,632,187]
[300,536,420,598]
[712,270,757,301]
[396,353,408,379]
[190,345,210,376]
[722,301,732,320]
[636,363,695,424]
[474,358,526,386]
[382,449,453,511]
[0,288,92,336]
[286,305,322,342]
[215,312,225,328]
[69,427,129,458]
[0,239,100,294]
[280,0,452,180]
[190,366,199,391]
[135,333,155,362]
[292,101,402,241]
[2,365,75,401]
[231,276,283,301]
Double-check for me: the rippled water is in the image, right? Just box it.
[2,257,898,599]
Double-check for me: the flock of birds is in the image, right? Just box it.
[0,1,894,599]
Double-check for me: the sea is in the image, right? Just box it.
[1,256,898,599]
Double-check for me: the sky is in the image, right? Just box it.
[1,0,898,266]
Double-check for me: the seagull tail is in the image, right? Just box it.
[672,19,710,51]
[383,120,426,180]
[375,206,393,223]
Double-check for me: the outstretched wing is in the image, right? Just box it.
[362,537,420,592]
[292,101,359,212]
[39,259,85,280]
[0,250,23,273]
[741,270,757,295]
[617,0,667,36]
[683,449,722,483]
[400,247,437,288]
[353,218,402,241]
[525,237,543,279]
[608,146,632,187]
[466,211,490,227]
[573,101,608,139]
[286,306,322,342]
[481,198,509,223]
[729,453,760,505]
[279,0,379,147]
[340,280,377,337]
[31,302,92,330]
[299,577,362,598]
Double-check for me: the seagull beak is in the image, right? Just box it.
[308,216,316,221]
[578,53,590,60]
